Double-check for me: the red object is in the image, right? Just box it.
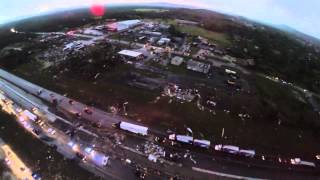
[90,4,105,17]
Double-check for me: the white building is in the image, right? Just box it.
[82,29,104,36]
[157,38,171,45]
[107,20,142,32]
[171,56,184,66]
[118,50,143,59]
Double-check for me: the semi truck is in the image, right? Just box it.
[22,110,38,121]
[119,121,148,136]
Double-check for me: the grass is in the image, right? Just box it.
[155,18,231,47]
[135,8,169,12]
[177,25,231,47]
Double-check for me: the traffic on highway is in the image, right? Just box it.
[0,68,319,180]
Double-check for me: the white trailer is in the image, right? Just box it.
[290,158,316,168]
[239,149,255,157]
[22,110,38,121]
[119,122,148,136]
[215,144,240,154]
[222,145,240,154]
[225,69,237,75]
[193,139,211,148]
[176,135,193,144]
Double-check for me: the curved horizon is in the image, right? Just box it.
[0,0,319,40]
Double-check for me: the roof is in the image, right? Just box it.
[171,56,184,66]
[118,50,143,58]
[118,20,141,26]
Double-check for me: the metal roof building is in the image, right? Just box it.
[118,50,143,58]
[107,19,142,32]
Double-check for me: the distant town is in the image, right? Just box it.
[0,6,320,180]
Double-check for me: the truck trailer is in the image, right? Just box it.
[22,110,38,121]
[119,121,148,136]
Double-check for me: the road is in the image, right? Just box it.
[0,76,136,180]
[0,138,35,180]
[0,68,319,179]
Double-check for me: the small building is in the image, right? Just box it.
[171,56,184,66]
[118,50,144,60]
[141,31,162,36]
[175,19,199,26]
[186,60,211,74]
[157,38,171,45]
[82,29,104,36]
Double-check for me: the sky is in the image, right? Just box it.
[0,0,319,39]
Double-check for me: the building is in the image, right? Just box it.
[175,19,199,25]
[157,38,171,45]
[186,60,211,74]
[171,56,184,66]
[82,29,104,36]
[118,50,144,59]
[141,31,162,36]
[107,20,142,32]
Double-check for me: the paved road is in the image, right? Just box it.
[0,138,35,180]
[0,69,320,179]
[0,77,135,180]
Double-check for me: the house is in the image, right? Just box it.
[171,56,184,66]
[186,60,211,74]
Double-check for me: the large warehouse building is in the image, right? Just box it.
[107,20,142,32]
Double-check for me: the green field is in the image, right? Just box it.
[135,8,169,12]
[155,19,231,47]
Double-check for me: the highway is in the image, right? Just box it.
[0,68,319,179]
[0,138,35,180]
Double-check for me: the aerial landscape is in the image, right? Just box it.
[0,2,320,180]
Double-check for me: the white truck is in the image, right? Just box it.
[119,122,148,136]
[193,139,211,148]
[225,69,237,75]
[176,135,194,144]
[290,158,316,168]
[239,149,255,158]
[215,144,240,154]
[22,110,38,121]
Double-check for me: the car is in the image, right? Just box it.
[5,158,11,165]
[75,112,82,118]
[32,107,38,113]
[37,89,43,95]
[68,100,74,105]
[47,128,56,135]
[38,121,45,127]
[83,107,93,114]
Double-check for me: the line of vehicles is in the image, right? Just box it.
[0,92,111,178]
[113,121,318,169]
[4,83,319,172]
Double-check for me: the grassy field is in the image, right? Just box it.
[177,25,231,46]
[135,8,169,12]
[150,18,231,46]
